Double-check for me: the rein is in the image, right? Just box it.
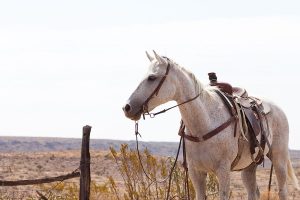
[135,121,184,199]
[134,59,199,200]
[143,93,200,119]
[134,94,200,200]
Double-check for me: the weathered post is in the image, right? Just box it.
[79,125,91,200]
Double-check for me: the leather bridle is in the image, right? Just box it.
[141,61,171,116]
[140,59,201,119]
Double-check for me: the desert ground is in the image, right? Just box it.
[0,149,300,199]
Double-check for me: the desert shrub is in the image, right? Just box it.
[109,144,219,200]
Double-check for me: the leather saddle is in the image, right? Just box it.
[208,72,270,115]
[208,72,271,164]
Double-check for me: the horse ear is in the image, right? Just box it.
[153,50,167,65]
[145,51,154,62]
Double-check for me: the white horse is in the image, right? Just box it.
[122,51,299,200]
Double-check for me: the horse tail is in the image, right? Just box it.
[287,157,300,190]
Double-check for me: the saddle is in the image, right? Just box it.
[208,72,271,167]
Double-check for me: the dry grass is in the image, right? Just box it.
[0,148,300,199]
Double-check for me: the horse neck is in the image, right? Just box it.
[173,67,220,137]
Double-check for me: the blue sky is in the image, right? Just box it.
[0,1,300,149]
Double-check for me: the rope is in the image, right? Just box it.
[182,134,190,200]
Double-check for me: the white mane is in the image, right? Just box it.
[166,57,215,96]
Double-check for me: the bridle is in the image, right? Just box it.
[140,60,170,118]
[140,58,200,119]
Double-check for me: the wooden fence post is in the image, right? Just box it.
[79,125,91,200]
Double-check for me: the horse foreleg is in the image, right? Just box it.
[216,164,231,200]
[189,168,207,200]
[241,163,260,200]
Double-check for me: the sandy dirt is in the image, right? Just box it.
[0,150,299,199]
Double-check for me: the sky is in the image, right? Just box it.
[0,1,300,149]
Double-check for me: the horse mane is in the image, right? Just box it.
[165,57,215,95]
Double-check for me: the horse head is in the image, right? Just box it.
[122,51,177,121]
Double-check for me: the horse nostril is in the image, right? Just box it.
[124,104,131,113]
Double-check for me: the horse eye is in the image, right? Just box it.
[148,75,157,81]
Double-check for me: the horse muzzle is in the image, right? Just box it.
[122,102,143,121]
